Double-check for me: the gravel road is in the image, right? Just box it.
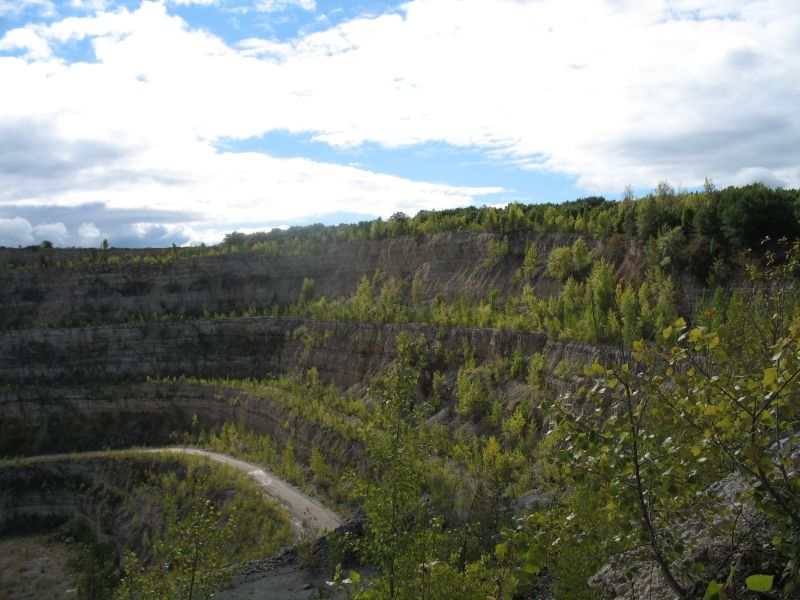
[158,447,344,533]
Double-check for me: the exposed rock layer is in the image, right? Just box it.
[0,232,585,329]
[0,382,363,466]
[0,457,177,559]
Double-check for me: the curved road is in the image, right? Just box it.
[155,447,344,533]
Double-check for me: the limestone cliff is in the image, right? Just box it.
[0,231,601,329]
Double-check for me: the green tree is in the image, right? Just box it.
[556,306,800,597]
[571,238,592,272]
[117,497,237,599]
[617,283,639,347]
[310,446,330,488]
[547,246,574,280]
[456,363,492,420]
[522,242,539,279]
[359,333,428,600]
[299,277,315,304]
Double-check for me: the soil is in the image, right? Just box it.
[0,534,78,600]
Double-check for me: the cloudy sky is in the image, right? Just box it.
[0,0,798,247]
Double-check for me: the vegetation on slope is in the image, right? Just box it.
[3,183,800,598]
[0,453,292,599]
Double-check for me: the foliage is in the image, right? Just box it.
[521,242,539,279]
[546,246,574,281]
[550,287,800,597]
[456,362,494,420]
[209,184,798,280]
[482,236,510,270]
[116,458,292,599]
[118,496,236,599]
[6,184,798,291]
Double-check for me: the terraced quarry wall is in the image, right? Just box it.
[0,317,554,385]
[0,231,579,329]
[0,230,628,462]
[0,314,616,459]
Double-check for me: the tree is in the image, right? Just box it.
[310,446,330,488]
[299,277,315,305]
[556,297,800,597]
[456,363,492,420]
[359,333,428,600]
[117,496,237,599]
[571,238,591,272]
[522,242,539,279]
[617,283,639,347]
[547,246,573,280]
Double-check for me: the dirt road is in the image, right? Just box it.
[157,447,344,533]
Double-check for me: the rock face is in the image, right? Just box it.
[0,317,555,387]
[0,231,632,482]
[587,473,772,600]
[0,233,626,568]
[0,457,177,560]
[0,382,364,466]
[0,231,584,330]
[0,312,623,459]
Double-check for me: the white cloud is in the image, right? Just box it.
[0,0,55,18]
[243,0,798,191]
[0,0,798,247]
[33,222,69,244]
[77,221,101,239]
[0,1,502,243]
[0,217,34,246]
[0,27,53,60]
[167,0,218,6]
[68,0,112,10]
[256,0,316,13]
[731,167,791,189]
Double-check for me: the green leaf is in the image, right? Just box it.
[745,574,773,592]
[687,328,703,343]
[662,325,673,339]
[349,570,362,585]
[495,542,508,560]
[703,580,723,600]
[763,367,778,386]
[521,562,540,574]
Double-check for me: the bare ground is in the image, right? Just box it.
[0,534,78,600]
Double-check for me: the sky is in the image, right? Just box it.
[0,0,798,247]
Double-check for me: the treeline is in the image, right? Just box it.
[222,182,800,275]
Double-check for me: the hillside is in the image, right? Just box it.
[1,185,799,599]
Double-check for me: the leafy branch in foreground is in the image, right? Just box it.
[553,309,800,597]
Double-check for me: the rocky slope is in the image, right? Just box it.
[0,316,620,463]
[0,231,662,598]
[0,456,177,559]
[0,231,603,330]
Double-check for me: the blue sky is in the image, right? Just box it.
[0,0,798,247]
